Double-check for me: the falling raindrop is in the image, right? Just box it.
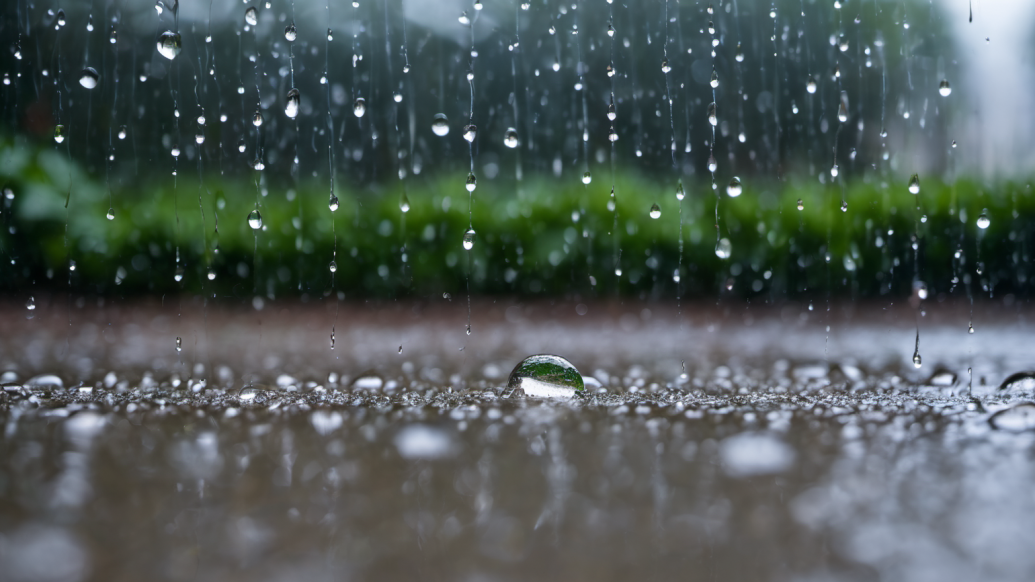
[328,195,339,212]
[175,337,182,352]
[715,238,732,259]
[284,24,297,42]
[797,199,804,211]
[466,173,477,192]
[53,125,66,144]
[463,124,477,142]
[79,68,99,89]
[353,98,366,117]
[156,31,182,60]
[504,128,519,149]
[726,177,743,198]
[649,204,661,219]
[806,76,817,94]
[463,228,476,250]
[248,209,263,230]
[908,174,920,194]
[252,111,264,127]
[329,260,337,273]
[582,171,592,185]
[285,88,300,119]
[939,80,952,97]
[25,296,35,310]
[245,6,258,26]
[976,213,990,229]
[431,114,450,136]
[400,193,410,213]
[106,208,115,220]
[675,183,685,201]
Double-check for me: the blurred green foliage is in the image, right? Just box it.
[1,136,1030,301]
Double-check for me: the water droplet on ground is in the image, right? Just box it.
[506,354,584,398]
[989,403,1035,432]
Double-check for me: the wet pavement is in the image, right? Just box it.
[2,298,1035,582]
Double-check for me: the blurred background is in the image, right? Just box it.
[0,0,1031,301]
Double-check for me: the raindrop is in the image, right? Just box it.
[284,24,297,42]
[976,213,990,229]
[838,100,848,123]
[458,11,470,26]
[806,76,817,93]
[252,111,264,127]
[431,114,449,136]
[710,69,719,88]
[329,260,337,273]
[174,265,184,281]
[353,97,366,117]
[726,177,742,198]
[715,237,732,259]
[175,337,182,352]
[675,183,685,201]
[999,372,1035,393]
[106,208,115,220]
[506,354,584,398]
[53,125,66,144]
[607,99,616,121]
[465,172,477,192]
[661,59,671,73]
[285,88,300,119]
[797,199,804,211]
[707,102,718,126]
[248,209,263,230]
[649,203,661,219]
[463,228,475,250]
[156,31,182,60]
[582,171,592,185]
[908,173,920,194]
[79,68,99,89]
[939,80,952,97]
[504,128,519,148]
[245,6,258,26]
[707,154,717,173]
[912,350,922,369]
[840,200,848,212]
[118,126,127,140]
[400,193,410,213]
[25,296,35,310]
[989,403,1035,432]
[463,124,477,142]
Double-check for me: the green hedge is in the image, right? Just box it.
[1,137,1030,301]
